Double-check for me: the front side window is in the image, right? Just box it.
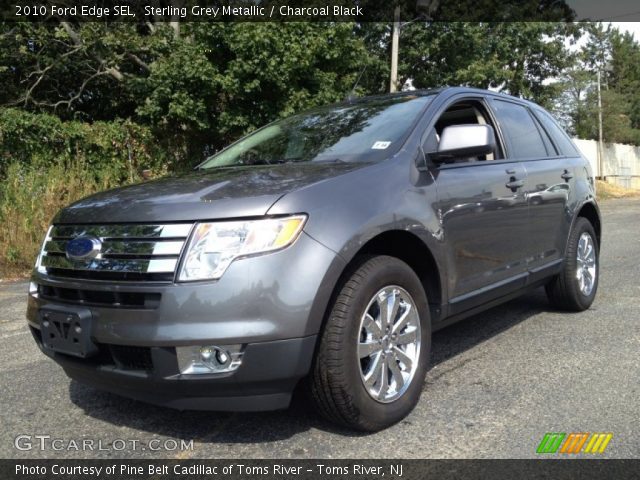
[199,94,434,169]
[492,100,548,159]
[425,99,502,162]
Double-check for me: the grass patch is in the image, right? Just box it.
[0,161,125,279]
[596,180,640,200]
[0,109,179,280]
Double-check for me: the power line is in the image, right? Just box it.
[597,10,640,21]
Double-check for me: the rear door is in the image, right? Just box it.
[489,99,574,279]
[427,96,529,312]
[527,107,584,277]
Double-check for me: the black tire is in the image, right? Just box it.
[310,255,431,432]
[545,217,599,311]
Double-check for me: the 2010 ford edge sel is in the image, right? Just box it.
[27,87,601,431]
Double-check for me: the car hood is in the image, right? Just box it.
[54,163,368,224]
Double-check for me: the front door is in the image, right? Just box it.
[427,98,530,312]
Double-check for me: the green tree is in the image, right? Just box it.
[1,21,370,163]
[392,22,580,106]
[559,24,640,144]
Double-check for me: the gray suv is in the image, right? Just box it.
[27,87,601,431]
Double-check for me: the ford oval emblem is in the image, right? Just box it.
[65,236,102,261]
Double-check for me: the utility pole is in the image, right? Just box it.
[389,1,438,93]
[389,5,401,93]
[597,70,604,180]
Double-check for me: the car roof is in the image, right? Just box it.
[343,86,538,109]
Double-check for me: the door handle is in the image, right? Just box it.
[505,168,516,175]
[505,178,524,190]
[561,169,573,181]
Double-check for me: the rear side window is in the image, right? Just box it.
[492,100,548,159]
[534,108,580,157]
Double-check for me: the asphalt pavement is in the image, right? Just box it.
[1,198,638,459]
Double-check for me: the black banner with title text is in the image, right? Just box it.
[2,459,640,480]
[3,0,640,23]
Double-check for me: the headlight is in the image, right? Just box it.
[35,225,53,273]
[178,215,307,281]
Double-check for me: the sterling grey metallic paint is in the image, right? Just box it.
[27,87,600,411]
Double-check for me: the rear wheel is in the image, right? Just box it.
[546,217,599,311]
[310,256,430,431]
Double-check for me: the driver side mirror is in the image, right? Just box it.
[429,124,496,163]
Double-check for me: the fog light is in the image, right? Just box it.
[200,346,214,362]
[176,344,243,375]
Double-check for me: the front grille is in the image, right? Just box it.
[109,345,154,371]
[37,223,192,282]
[33,329,155,372]
[37,284,161,309]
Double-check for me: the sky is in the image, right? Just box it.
[566,22,640,52]
[613,22,640,40]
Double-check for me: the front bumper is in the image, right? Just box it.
[26,232,344,410]
[31,329,316,411]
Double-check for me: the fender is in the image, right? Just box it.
[564,199,602,256]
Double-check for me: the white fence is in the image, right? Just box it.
[573,138,640,190]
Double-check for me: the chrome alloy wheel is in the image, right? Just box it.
[576,232,597,296]
[357,286,421,403]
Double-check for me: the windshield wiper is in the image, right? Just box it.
[197,157,345,170]
[271,158,302,164]
[313,158,346,164]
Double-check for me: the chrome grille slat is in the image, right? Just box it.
[49,236,188,241]
[44,240,184,256]
[38,223,192,282]
[41,255,178,273]
[50,224,192,239]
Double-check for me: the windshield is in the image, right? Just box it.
[199,94,434,169]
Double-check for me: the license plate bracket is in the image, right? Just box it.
[39,305,98,358]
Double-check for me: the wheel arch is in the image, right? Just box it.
[348,231,443,313]
[575,201,602,248]
[314,230,445,339]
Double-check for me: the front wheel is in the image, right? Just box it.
[310,256,431,431]
[546,217,599,311]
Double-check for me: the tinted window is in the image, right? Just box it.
[200,95,433,169]
[492,100,548,159]
[531,114,558,156]
[534,108,580,156]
